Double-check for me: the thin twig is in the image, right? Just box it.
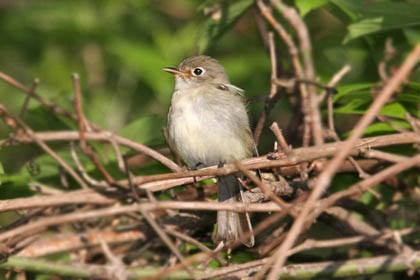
[19,78,39,119]
[72,74,116,185]
[0,72,180,172]
[0,201,283,242]
[165,228,227,266]
[235,160,290,211]
[139,209,197,279]
[254,32,280,144]
[70,142,109,188]
[269,122,291,153]
[266,43,420,279]
[0,104,89,189]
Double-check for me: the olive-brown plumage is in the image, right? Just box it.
[165,55,254,247]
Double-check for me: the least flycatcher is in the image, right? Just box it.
[164,55,255,247]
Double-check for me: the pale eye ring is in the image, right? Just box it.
[192,67,205,76]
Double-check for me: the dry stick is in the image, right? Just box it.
[28,181,64,195]
[0,189,115,212]
[70,142,109,188]
[6,131,419,191]
[3,250,420,279]
[127,133,418,188]
[9,155,412,256]
[72,73,87,149]
[98,237,127,280]
[0,178,292,213]
[266,43,420,280]
[0,72,180,172]
[363,149,418,165]
[253,32,279,144]
[110,135,126,172]
[205,236,420,279]
[327,80,370,179]
[235,160,290,210]
[0,72,75,120]
[325,207,414,254]
[148,242,226,280]
[138,209,198,280]
[11,130,414,189]
[270,0,323,146]
[165,228,227,266]
[318,64,351,102]
[253,8,270,49]
[18,230,146,257]
[324,65,370,178]
[0,202,282,242]
[406,112,420,133]
[288,227,420,257]
[325,66,368,178]
[269,122,291,153]
[321,154,420,213]
[0,104,89,189]
[18,78,39,118]
[72,74,115,185]
[256,0,312,148]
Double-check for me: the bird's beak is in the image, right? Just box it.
[163,67,182,75]
[163,67,191,78]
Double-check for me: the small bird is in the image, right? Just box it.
[164,55,255,247]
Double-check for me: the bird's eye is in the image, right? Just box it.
[192,67,205,76]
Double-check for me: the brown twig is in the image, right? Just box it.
[17,230,146,257]
[266,43,420,279]
[0,201,283,243]
[235,160,290,211]
[206,230,420,279]
[363,149,418,165]
[72,74,116,185]
[139,209,197,279]
[269,122,291,153]
[270,0,322,147]
[257,0,312,148]
[0,104,89,189]
[18,78,39,119]
[319,64,351,102]
[254,32,280,144]
[0,72,180,172]
[98,237,127,280]
[327,83,370,179]
[165,228,227,266]
[4,130,418,192]
[0,189,115,212]
[70,142,109,188]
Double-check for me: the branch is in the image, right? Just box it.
[266,43,420,279]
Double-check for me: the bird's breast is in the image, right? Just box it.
[168,88,251,168]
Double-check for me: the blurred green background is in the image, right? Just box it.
[1,0,419,185]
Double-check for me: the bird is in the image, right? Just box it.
[164,55,255,247]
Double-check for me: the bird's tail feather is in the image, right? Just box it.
[215,175,254,247]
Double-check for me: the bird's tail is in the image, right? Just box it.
[214,175,254,247]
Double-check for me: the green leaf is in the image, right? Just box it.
[363,120,410,136]
[334,83,373,102]
[380,102,407,119]
[296,0,328,17]
[331,0,420,42]
[119,115,165,146]
[403,27,420,46]
[198,0,254,52]
[397,93,420,104]
[334,99,370,115]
